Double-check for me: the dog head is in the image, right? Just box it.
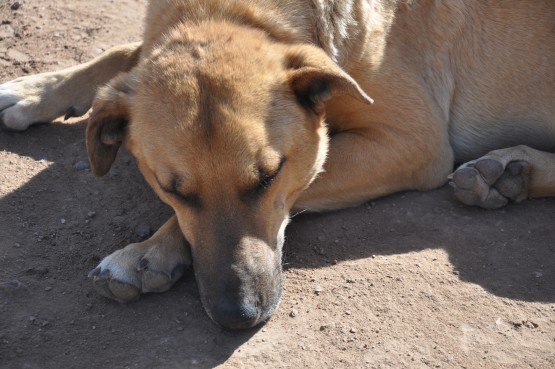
[86,22,372,329]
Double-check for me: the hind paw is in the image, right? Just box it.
[449,157,528,209]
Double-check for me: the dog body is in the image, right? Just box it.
[1,0,554,329]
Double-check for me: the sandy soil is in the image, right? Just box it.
[1,1,554,368]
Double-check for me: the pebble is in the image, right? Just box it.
[319,324,329,331]
[45,286,52,291]
[26,266,49,275]
[0,24,15,39]
[7,48,30,64]
[289,309,298,317]
[87,211,96,218]
[0,280,25,295]
[135,224,152,238]
[60,218,66,224]
[73,160,90,170]
[11,1,21,10]
[314,285,324,295]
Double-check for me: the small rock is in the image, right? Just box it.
[73,160,90,170]
[319,324,329,331]
[135,224,152,238]
[26,266,49,275]
[289,309,298,317]
[45,286,52,291]
[60,218,66,224]
[11,1,22,11]
[7,48,30,64]
[13,242,21,248]
[314,285,324,295]
[0,24,15,39]
[0,280,25,295]
[87,211,96,218]
[350,328,357,333]
[523,320,538,329]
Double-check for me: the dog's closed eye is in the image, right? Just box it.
[158,176,202,209]
[255,156,287,194]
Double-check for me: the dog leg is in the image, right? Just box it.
[449,145,555,209]
[0,42,141,130]
[89,216,191,303]
[294,129,453,212]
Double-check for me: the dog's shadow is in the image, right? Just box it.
[286,179,555,303]
[1,120,554,368]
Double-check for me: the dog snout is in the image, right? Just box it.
[199,271,283,329]
[209,297,261,330]
[192,235,284,329]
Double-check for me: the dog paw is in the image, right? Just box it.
[0,74,88,130]
[88,242,191,303]
[449,157,528,209]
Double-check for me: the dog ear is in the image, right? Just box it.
[86,74,134,177]
[286,45,373,115]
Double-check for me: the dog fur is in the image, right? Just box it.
[1,0,554,329]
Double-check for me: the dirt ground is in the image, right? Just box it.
[0,1,554,368]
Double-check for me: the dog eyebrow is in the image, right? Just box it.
[156,175,202,209]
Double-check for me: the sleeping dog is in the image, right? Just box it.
[1,0,554,329]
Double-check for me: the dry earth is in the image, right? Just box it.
[0,1,554,368]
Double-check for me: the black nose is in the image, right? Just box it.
[210,300,260,330]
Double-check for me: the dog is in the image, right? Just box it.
[1,0,554,329]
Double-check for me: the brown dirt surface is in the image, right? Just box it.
[1,1,554,368]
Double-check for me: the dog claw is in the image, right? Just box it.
[64,107,77,120]
[63,105,88,120]
[88,267,101,278]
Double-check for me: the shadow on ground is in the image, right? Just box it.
[1,121,554,368]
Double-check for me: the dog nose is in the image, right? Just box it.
[210,300,260,329]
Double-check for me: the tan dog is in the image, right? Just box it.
[1,0,554,329]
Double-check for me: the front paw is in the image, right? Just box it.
[88,241,191,303]
[0,74,87,130]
